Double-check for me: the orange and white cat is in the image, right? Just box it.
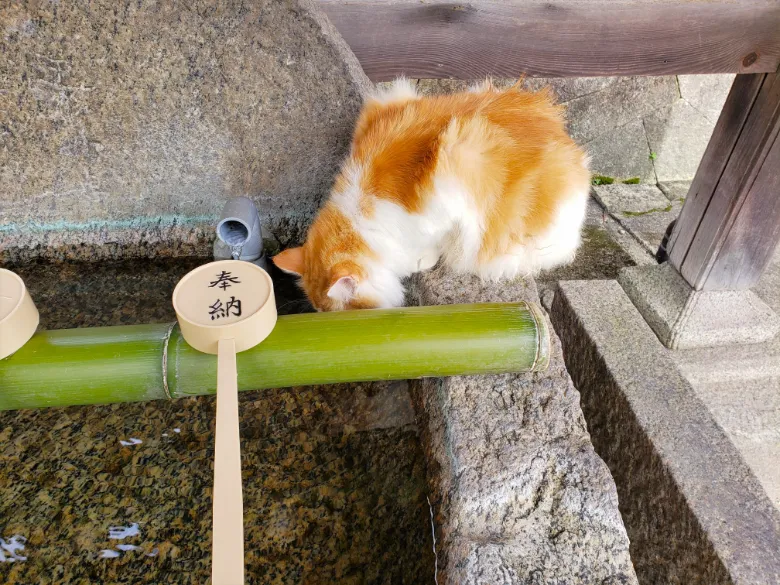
[273,78,590,311]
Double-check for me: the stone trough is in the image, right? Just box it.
[0,0,641,582]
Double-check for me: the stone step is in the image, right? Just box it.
[684,376,780,510]
[672,338,780,385]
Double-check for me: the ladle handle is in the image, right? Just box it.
[212,337,244,585]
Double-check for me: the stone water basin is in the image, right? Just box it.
[0,258,435,584]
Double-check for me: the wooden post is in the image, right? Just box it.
[667,71,780,291]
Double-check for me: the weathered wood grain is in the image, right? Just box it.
[668,72,780,291]
[318,0,780,80]
[705,135,780,289]
[666,75,766,261]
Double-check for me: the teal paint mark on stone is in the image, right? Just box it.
[0,215,216,234]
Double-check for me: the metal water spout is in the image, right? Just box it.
[213,197,268,270]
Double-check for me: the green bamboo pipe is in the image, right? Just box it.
[0,303,549,411]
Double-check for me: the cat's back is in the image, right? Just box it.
[354,85,575,170]
[348,89,478,213]
[346,82,584,214]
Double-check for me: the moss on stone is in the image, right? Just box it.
[538,226,635,282]
[592,175,642,186]
[622,204,673,217]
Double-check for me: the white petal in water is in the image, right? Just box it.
[109,523,140,540]
[115,544,141,552]
[0,535,27,563]
[99,549,120,559]
[119,438,143,446]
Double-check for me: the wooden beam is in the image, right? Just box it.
[318,0,780,81]
[667,72,780,291]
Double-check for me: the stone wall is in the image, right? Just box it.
[414,74,734,184]
[0,0,371,260]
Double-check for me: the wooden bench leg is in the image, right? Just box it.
[666,72,780,291]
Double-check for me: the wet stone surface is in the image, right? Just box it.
[0,258,433,584]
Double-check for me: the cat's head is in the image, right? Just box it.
[272,204,403,312]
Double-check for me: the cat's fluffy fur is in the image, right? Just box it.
[273,78,590,311]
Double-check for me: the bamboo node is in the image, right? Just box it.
[161,321,176,400]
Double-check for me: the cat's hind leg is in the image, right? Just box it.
[527,192,588,273]
[475,191,588,280]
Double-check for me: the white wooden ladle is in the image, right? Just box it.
[173,260,277,584]
[0,268,39,360]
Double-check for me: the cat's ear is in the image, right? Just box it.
[327,275,358,302]
[273,247,305,275]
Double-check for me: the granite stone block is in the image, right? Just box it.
[644,101,716,182]
[658,180,692,202]
[619,263,780,349]
[551,280,780,585]
[408,267,637,584]
[677,74,735,123]
[585,120,657,184]
[593,184,681,254]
